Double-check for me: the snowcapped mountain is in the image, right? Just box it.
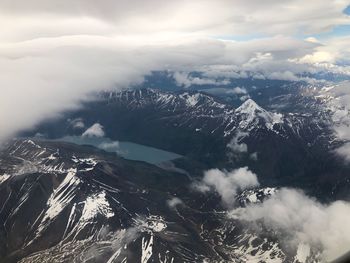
[235,99,283,132]
[0,139,329,263]
[103,88,285,137]
[0,139,193,262]
[22,86,350,199]
[99,87,337,143]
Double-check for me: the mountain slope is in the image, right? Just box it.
[1,139,329,262]
[21,87,350,200]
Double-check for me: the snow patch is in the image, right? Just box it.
[0,174,11,185]
[295,243,310,263]
[141,234,154,263]
[80,191,114,222]
[134,215,167,233]
[35,169,80,237]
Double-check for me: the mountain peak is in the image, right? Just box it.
[235,99,283,131]
[235,99,265,115]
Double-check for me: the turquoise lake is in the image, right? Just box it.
[58,136,182,165]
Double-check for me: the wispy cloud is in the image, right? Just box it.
[82,123,105,138]
[193,167,259,207]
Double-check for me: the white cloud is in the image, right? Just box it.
[230,188,350,262]
[192,163,350,261]
[231,87,247,95]
[173,72,230,88]
[166,197,184,209]
[0,1,349,143]
[227,132,248,154]
[0,0,348,38]
[69,118,85,129]
[193,167,259,207]
[299,51,336,64]
[99,141,120,151]
[82,123,105,137]
[0,35,324,143]
[194,165,350,261]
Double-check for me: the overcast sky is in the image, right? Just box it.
[0,0,350,142]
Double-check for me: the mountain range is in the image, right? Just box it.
[2,81,350,262]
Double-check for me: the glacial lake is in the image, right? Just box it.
[58,136,182,165]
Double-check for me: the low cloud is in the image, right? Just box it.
[230,188,350,261]
[173,72,230,88]
[99,141,120,151]
[0,35,330,144]
[166,197,184,209]
[249,152,258,161]
[231,87,247,95]
[196,165,350,261]
[82,123,105,137]
[69,118,85,129]
[193,167,259,207]
[227,132,248,155]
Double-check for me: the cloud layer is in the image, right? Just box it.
[0,0,348,38]
[0,1,349,142]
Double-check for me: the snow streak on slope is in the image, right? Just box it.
[32,169,80,240]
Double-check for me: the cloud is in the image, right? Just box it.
[230,188,350,261]
[192,164,350,261]
[231,87,247,95]
[0,0,348,38]
[166,197,184,209]
[69,118,85,129]
[0,1,349,143]
[304,36,350,65]
[0,35,322,143]
[173,72,230,88]
[99,141,120,151]
[249,152,258,161]
[82,123,105,137]
[193,167,259,207]
[227,132,248,155]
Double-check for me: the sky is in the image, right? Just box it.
[0,0,350,142]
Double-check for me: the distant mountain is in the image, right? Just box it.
[23,86,350,200]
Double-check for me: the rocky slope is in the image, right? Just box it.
[0,139,326,263]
